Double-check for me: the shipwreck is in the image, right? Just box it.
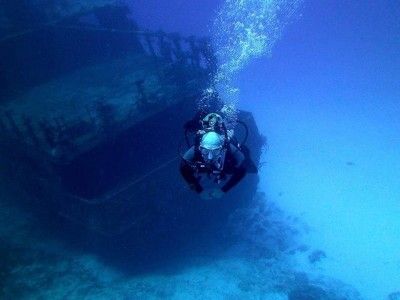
[0,2,264,241]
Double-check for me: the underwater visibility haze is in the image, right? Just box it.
[0,0,399,299]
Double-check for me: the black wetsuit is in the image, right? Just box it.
[180,143,247,193]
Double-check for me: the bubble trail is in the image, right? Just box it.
[200,0,302,122]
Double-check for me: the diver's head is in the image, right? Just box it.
[199,131,226,165]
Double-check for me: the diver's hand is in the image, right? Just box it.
[200,188,224,200]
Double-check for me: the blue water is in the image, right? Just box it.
[239,3,400,298]
[1,1,400,299]
[135,2,400,297]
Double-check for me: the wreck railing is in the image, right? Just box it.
[0,23,217,71]
[34,24,217,70]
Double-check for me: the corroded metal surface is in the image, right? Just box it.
[0,26,215,162]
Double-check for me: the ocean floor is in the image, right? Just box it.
[0,179,363,300]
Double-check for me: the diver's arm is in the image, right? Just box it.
[180,161,203,193]
[180,147,203,193]
[221,163,246,193]
[221,145,247,193]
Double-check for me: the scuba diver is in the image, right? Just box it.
[180,107,257,199]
